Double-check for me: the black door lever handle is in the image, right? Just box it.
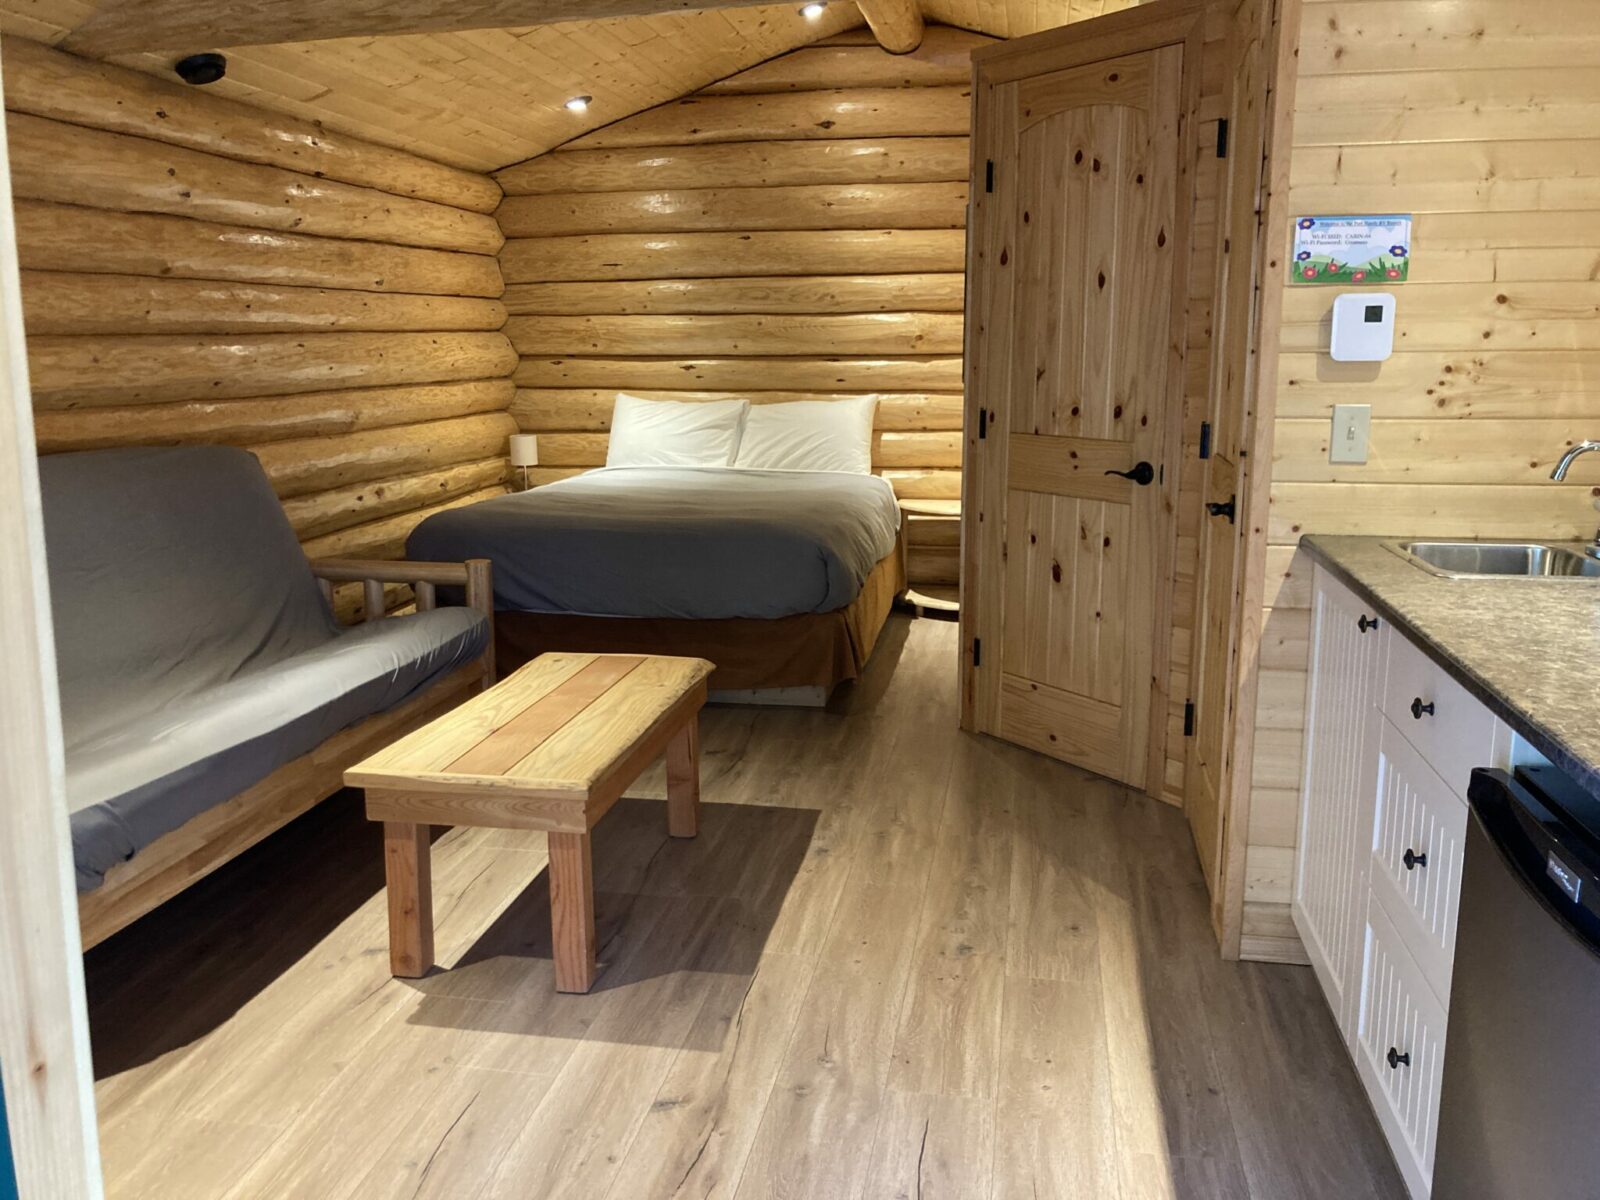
[1104,461,1155,486]
[1206,497,1236,523]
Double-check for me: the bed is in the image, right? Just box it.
[407,463,906,695]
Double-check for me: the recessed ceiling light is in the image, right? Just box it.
[565,95,592,113]
[800,2,827,18]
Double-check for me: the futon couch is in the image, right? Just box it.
[41,446,495,946]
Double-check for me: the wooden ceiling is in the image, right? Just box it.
[0,0,1136,172]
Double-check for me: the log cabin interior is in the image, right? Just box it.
[2,0,1599,1196]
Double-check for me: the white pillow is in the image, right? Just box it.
[732,397,877,474]
[605,395,749,468]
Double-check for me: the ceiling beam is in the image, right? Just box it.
[854,0,924,53]
[60,0,796,57]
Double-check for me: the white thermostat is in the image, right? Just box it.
[1329,292,1396,362]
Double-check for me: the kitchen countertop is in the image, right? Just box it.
[1299,534,1600,802]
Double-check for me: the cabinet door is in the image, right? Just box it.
[1293,566,1386,1040]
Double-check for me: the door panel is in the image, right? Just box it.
[965,32,1189,791]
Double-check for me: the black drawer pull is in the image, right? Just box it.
[1403,848,1428,871]
[1410,697,1435,720]
[1387,1047,1411,1070]
[1358,614,1379,633]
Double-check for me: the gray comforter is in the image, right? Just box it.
[407,467,901,620]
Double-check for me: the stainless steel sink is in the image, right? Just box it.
[1383,540,1600,579]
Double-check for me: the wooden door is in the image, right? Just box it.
[962,7,1199,791]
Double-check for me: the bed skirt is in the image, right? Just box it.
[494,546,906,692]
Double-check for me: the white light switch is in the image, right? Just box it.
[1330,404,1371,464]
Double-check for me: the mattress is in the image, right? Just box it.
[406,466,902,620]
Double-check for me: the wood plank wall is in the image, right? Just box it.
[1242,0,1600,954]
[495,26,987,591]
[4,37,519,562]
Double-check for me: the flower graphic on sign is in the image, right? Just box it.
[1298,217,1316,229]
[1389,245,1408,258]
[1302,266,1319,279]
[1386,267,1401,278]
[1296,250,1312,261]
[1352,270,1367,282]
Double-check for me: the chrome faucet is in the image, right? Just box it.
[1551,441,1600,481]
[1551,441,1600,558]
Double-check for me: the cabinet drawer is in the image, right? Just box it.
[1382,631,1503,796]
[1356,900,1448,1200]
[1371,719,1468,1002]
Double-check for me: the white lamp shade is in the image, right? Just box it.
[509,433,539,467]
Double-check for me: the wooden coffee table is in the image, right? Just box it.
[345,651,713,993]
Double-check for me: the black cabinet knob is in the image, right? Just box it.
[1387,1047,1411,1069]
[1403,848,1428,871]
[1358,614,1379,633]
[1410,697,1435,720]
[1205,497,1236,522]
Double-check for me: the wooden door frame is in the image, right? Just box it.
[959,0,1207,796]
[0,51,105,1199]
[1204,0,1304,958]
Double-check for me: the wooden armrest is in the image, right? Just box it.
[309,558,472,586]
[308,556,494,649]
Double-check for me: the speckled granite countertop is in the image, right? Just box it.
[1300,534,1600,802]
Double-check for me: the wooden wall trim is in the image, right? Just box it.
[0,57,103,1194]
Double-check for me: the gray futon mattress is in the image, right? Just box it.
[406,467,902,620]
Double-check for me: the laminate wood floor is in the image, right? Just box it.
[84,614,1406,1200]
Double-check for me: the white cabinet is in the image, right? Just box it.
[1292,565,1509,1199]
[1293,566,1385,1037]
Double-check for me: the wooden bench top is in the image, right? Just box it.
[346,653,713,816]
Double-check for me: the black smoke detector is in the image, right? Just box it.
[174,53,227,85]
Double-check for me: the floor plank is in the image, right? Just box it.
[83,614,1406,1200]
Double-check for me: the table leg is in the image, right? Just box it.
[549,830,597,993]
[666,715,701,839]
[384,821,433,978]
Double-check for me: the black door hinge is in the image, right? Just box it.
[1198,420,1212,460]
[1216,119,1229,159]
[973,637,982,667]
[977,407,987,439]
[985,159,994,193]
[1184,700,1196,737]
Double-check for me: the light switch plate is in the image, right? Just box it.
[1330,404,1371,464]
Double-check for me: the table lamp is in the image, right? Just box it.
[509,433,538,490]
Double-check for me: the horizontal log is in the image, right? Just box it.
[507,312,964,357]
[280,458,510,538]
[533,428,959,468]
[496,180,967,237]
[33,379,515,453]
[29,331,518,408]
[511,388,963,431]
[297,486,507,559]
[513,354,963,392]
[882,467,961,500]
[495,137,970,195]
[19,272,506,336]
[502,229,967,283]
[6,113,502,254]
[0,37,501,213]
[564,87,970,150]
[13,202,504,297]
[252,412,516,497]
[503,273,965,316]
[514,464,960,501]
[700,28,991,94]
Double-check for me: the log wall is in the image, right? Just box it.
[495,26,990,590]
[6,37,517,561]
[1241,0,1600,953]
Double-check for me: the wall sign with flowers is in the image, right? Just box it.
[1289,213,1412,285]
